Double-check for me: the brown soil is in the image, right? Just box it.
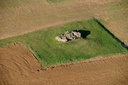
[0,44,128,85]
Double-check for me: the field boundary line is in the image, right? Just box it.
[93,19,128,50]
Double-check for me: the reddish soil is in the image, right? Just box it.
[0,44,128,85]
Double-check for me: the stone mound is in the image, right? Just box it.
[55,31,81,42]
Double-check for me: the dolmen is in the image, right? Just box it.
[55,31,81,42]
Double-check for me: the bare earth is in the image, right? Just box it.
[0,44,128,85]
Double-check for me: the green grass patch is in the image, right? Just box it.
[0,19,127,67]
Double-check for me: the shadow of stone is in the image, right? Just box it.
[73,30,91,39]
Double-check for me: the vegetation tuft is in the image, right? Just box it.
[0,19,127,67]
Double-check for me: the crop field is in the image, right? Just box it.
[0,19,127,67]
[0,0,128,84]
[1,44,128,85]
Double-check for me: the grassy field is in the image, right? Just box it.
[0,19,127,67]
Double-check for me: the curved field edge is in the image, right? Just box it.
[0,19,127,67]
[0,44,128,85]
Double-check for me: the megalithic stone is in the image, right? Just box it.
[55,31,81,42]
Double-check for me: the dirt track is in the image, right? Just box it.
[0,44,128,85]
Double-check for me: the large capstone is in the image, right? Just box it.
[55,31,81,42]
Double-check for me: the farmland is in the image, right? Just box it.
[0,0,128,85]
[0,44,128,85]
[0,19,127,67]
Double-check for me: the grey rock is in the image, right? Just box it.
[64,31,75,40]
[55,35,67,42]
[56,31,81,42]
[72,31,81,39]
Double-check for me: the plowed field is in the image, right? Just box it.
[0,44,128,85]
